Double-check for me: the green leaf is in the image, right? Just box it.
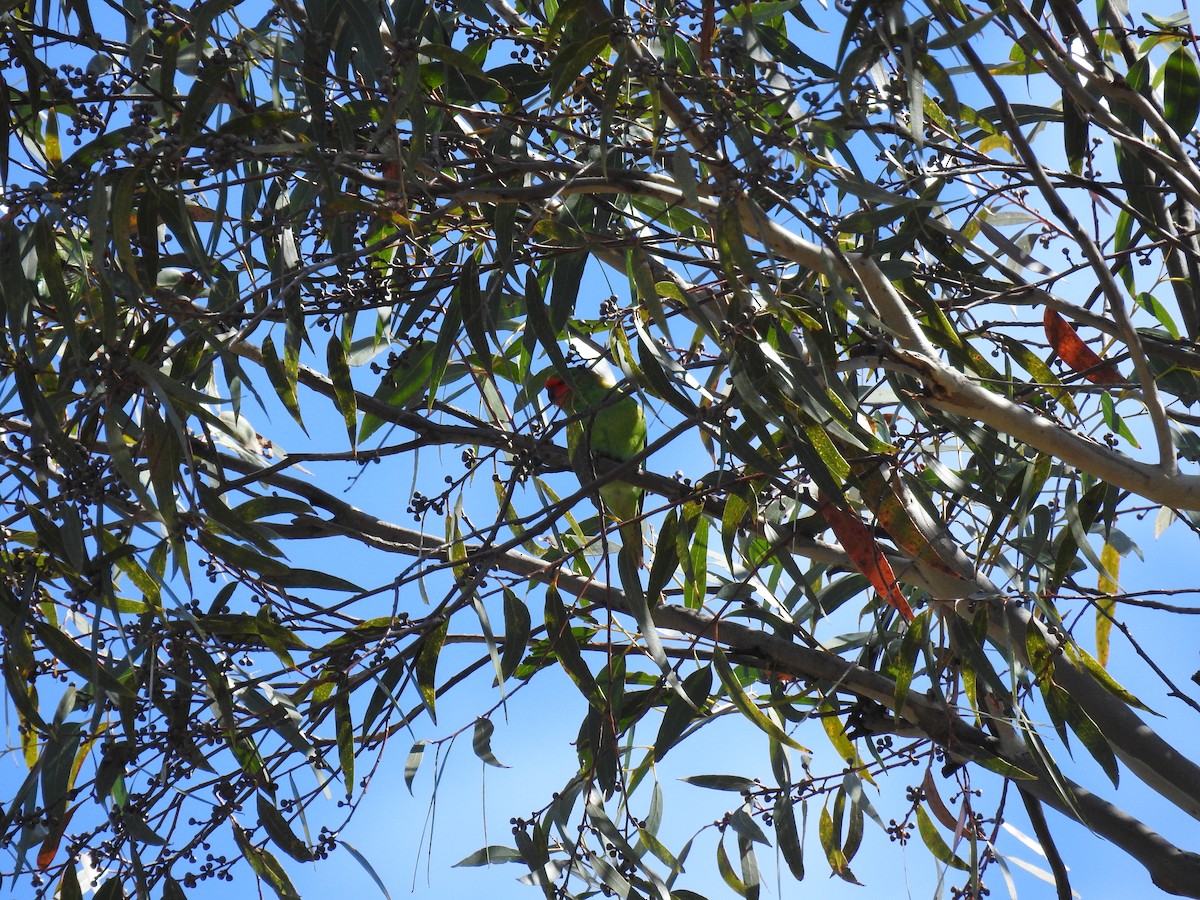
[713,649,808,752]
[1163,46,1200,135]
[340,840,393,900]
[120,806,168,845]
[680,774,758,792]
[415,619,449,723]
[261,334,305,431]
[1044,678,1120,787]
[326,334,358,449]
[257,793,314,862]
[233,824,301,900]
[338,0,386,82]
[729,806,771,846]
[1100,392,1141,449]
[996,334,1076,415]
[335,690,355,798]
[817,801,858,882]
[915,805,969,870]
[32,622,134,700]
[549,35,609,101]
[404,740,426,794]
[472,717,509,768]
[646,507,681,606]
[716,833,748,896]
[499,588,531,681]
[359,340,435,442]
[927,10,996,50]
[454,845,523,866]
[544,586,603,707]
[58,865,83,900]
[773,793,806,881]
[892,611,928,723]
[654,665,712,762]
[40,721,81,824]
[680,502,710,610]
[1137,293,1180,338]
[1068,645,1154,712]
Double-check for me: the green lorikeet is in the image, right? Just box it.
[545,366,647,562]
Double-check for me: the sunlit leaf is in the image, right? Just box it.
[233,824,301,900]
[415,619,450,724]
[1163,46,1200,135]
[1096,541,1120,667]
[915,805,969,870]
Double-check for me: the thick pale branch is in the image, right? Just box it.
[368,161,1200,508]
[956,36,1176,472]
[892,346,1200,508]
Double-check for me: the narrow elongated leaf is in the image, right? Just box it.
[58,865,82,900]
[681,774,758,792]
[544,586,602,707]
[326,334,358,448]
[680,502,710,610]
[654,665,712,762]
[1164,46,1200,135]
[716,833,748,896]
[404,740,426,794]
[257,794,314,862]
[335,691,355,798]
[455,846,523,867]
[818,500,915,622]
[261,334,305,429]
[472,717,509,768]
[1043,309,1123,385]
[340,840,393,900]
[233,824,301,900]
[500,588,531,681]
[549,36,609,101]
[415,619,449,723]
[713,649,809,752]
[774,793,806,880]
[892,611,928,722]
[916,805,969,870]
[1096,542,1120,667]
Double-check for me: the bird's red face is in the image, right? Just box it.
[545,375,572,408]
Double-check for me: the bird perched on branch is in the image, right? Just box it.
[545,366,647,563]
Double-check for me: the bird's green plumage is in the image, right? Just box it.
[547,367,647,561]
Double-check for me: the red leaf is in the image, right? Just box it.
[819,499,916,622]
[37,805,76,870]
[1043,308,1123,385]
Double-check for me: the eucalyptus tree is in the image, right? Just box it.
[4,0,1200,897]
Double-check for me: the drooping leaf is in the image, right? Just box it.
[404,740,426,794]
[818,500,915,622]
[915,805,969,870]
[415,619,450,723]
[257,793,315,862]
[326,333,358,449]
[232,824,301,900]
[472,717,509,768]
[1096,541,1120,667]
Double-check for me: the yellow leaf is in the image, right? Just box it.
[1096,542,1120,667]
